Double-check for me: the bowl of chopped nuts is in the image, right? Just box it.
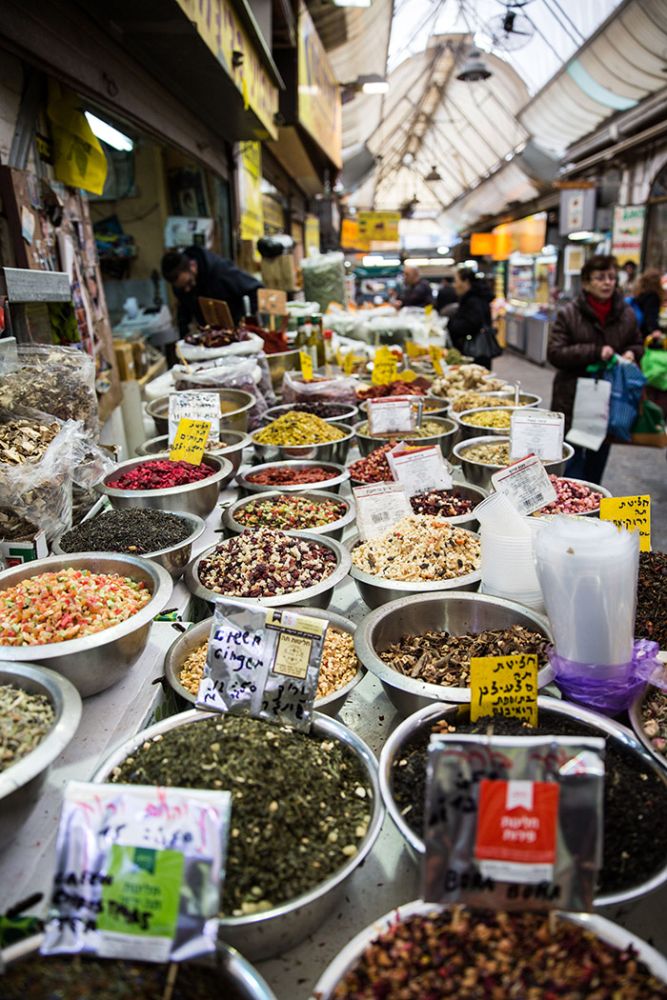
[222,491,356,541]
[453,436,574,490]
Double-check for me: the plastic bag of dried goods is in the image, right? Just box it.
[301,252,345,311]
[281,369,358,405]
[0,344,99,435]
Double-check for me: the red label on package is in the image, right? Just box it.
[475,779,559,883]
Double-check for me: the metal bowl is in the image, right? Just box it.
[222,490,356,541]
[146,388,256,435]
[99,453,234,518]
[262,402,359,425]
[353,416,458,459]
[265,346,300,392]
[629,684,667,771]
[409,481,487,531]
[236,461,350,496]
[486,389,541,407]
[346,531,481,611]
[0,662,82,849]
[358,396,450,420]
[456,405,526,440]
[355,592,552,715]
[0,554,173,697]
[91,709,384,961]
[184,530,352,610]
[379,696,667,907]
[0,935,277,1000]
[165,608,364,718]
[530,477,611,518]
[135,430,252,477]
[453,435,574,490]
[251,421,354,464]
[53,513,206,581]
[312,901,667,998]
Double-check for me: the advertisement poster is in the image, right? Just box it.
[611,206,645,267]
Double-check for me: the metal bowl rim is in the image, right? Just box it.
[345,530,481,592]
[236,461,350,493]
[222,490,355,537]
[146,388,256,420]
[262,403,359,424]
[453,435,575,468]
[100,452,233,499]
[629,685,667,771]
[358,395,450,415]
[136,430,254,458]
[251,421,356,448]
[53,512,206,561]
[456,405,529,428]
[353,416,457,442]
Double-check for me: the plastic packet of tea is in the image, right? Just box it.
[41,781,231,963]
[422,735,604,912]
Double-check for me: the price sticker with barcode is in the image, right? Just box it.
[491,454,557,515]
[510,409,564,462]
[387,444,453,498]
[353,482,412,540]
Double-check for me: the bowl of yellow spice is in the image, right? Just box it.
[251,412,354,464]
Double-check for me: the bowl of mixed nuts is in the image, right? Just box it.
[353,416,458,460]
[222,490,356,541]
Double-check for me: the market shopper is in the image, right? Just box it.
[436,275,457,313]
[631,268,665,340]
[394,265,433,308]
[161,246,262,332]
[548,254,643,484]
[448,268,497,369]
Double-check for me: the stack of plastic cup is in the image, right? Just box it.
[477,493,545,611]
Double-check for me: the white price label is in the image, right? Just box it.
[491,454,557,515]
[510,409,564,462]
[353,482,412,540]
[168,392,221,445]
[367,397,418,436]
[387,444,453,498]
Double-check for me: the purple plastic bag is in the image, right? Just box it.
[550,639,664,716]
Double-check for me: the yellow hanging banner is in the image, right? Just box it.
[47,81,107,196]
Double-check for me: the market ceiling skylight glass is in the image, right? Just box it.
[85,112,134,152]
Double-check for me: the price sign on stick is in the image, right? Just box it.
[470,653,538,726]
[168,391,220,445]
[429,345,444,376]
[367,397,417,435]
[600,495,651,552]
[387,444,453,497]
[491,454,556,515]
[371,346,398,385]
[169,418,212,465]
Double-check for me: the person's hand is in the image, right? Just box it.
[621,350,635,362]
[600,345,614,361]
[649,331,662,342]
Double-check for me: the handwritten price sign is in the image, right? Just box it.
[169,418,211,465]
[599,494,651,552]
[470,653,538,726]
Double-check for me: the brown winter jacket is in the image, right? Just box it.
[548,291,644,431]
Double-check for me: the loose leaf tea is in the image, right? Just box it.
[110,715,372,915]
[0,416,60,465]
[0,685,55,772]
[59,509,193,555]
[636,551,667,649]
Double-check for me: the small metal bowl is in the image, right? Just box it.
[0,554,173,697]
[222,490,356,541]
[251,421,354,465]
[135,430,252,477]
[456,405,525,440]
[409,481,487,531]
[265,346,301,392]
[453,435,574,491]
[262,402,360,425]
[353,416,458,459]
[355,591,552,715]
[312,901,667,998]
[184,530,352,610]
[530,477,611,518]
[99,453,234,518]
[53,513,206,581]
[358,396,450,420]
[485,389,541,407]
[346,531,481,611]
[236,461,350,496]
[92,709,384,961]
[0,662,82,849]
[147,388,256,435]
[165,608,364,718]
[629,683,667,771]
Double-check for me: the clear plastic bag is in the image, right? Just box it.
[281,369,358,405]
[0,344,99,435]
[301,252,345,311]
[172,356,271,428]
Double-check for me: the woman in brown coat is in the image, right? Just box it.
[548,254,643,484]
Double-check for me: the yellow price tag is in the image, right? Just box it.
[300,351,314,382]
[599,495,651,552]
[343,353,356,375]
[335,349,345,368]
[470,653,538,727]
[424,303,433,316]
[429,345,444,376]
[169,418,211,465]
[406,341,425,359]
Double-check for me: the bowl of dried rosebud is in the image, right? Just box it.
[99,453,234,517]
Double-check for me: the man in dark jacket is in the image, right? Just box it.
[436,276,457,313]
[395,265,433,308]
[448,269,495,368]
[161,245,262,332]
[548,254,643,484]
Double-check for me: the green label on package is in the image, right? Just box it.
[97,845,183,941]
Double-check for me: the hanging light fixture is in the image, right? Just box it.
[425,165,443,182]
[456,49,492,82]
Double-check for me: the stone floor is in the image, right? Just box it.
[493,352,666,551]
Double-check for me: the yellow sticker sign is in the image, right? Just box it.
[299,351,314,382]
[371,346,398,386]
[599,495,651,552]
[406,341,426,359]
[399,369,419,382]
[470,653,538,727]
[429,345,444,376]
[169,418,211,466]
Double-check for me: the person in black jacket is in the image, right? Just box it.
[448,269,495,368]
[161,245,262,332]
[436,276,458,314]
[633,268,664,339]
[394,266,433,308]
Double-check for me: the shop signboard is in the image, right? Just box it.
[298,2,342,168]
[358,211,401,247]
[492,214,546,261]
[305,214,321,256]
[558,188,595,236]
[611,205,646,267]
[238,141,264,242]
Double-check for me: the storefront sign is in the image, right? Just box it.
[298,2,342,168]
[611,206,646,267]
[558,188,595,236]
[238,141,264,242]
[492,214,547,261]
[357,211,401,246]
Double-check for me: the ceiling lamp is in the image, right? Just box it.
[425,165,443,182]
[341,74,389,103]
[456,49,492,83]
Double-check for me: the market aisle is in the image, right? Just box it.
[493,353,666,551]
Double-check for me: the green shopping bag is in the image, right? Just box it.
[641,349,667,391]
[632,398,667,447]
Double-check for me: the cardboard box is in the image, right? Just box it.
[0,529,48,568]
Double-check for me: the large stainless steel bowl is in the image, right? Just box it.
[486,389,541,407]
[222,490,356,541]
[0,662,81,849]
[354,416,458,459]
[184,530,351,610]
[358,396,450,420]
[165,608,364,718]
[1,935,277,1000]
[147,388,255,435]
[92,709,384,961]
[530,477,611,519]
[53,512,206,581]
[355,592,552,715]
[453,435,574,490]
[456,405,526,440]
[312,901,667,998]
[135,430,252,477]
[0,554,173,697]
[262,402,359,425]
[251,421,354,464]
[409,481,487,531]
[346,531,481,610]
[379,696,667,908]
[265,346,300,392]
[236,461,350,496]
[629,685,667,771]
[99,452,234,517]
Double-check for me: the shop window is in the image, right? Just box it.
[644,163,667,273]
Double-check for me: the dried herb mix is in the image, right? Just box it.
[392,710,667,895]
[0,685,55,772]
[59,509,192,554]
[636,551,667,650]
[0,417,60,465]
[108,459,215,491]
[110,715,372,915]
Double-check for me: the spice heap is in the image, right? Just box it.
[462,408,512,429]
[0,568,151,646]
[461,441,510,466]
[107,458,216,490]
[330,909,667,999]
[450,392,514,413]
[254,412,345,446]
[0,509,39,542]
[533,475,603,516]
[380,624,549,687]
[198,529,337,598]
[184,326,246,348]
[409,489,475,518]
[358,419,444,439]
[234,494,347,531]
[287,401,354,419]
[636,551,667,649]
[641,687,667,757]
[0,417,60,465]
[59,509,193,554]
[179,628,359,700]
[352,516,480,583]
[392,711,667,895]
[0,684,55,773]
[246,464,340,487]
[356,378,431,400]
[111,715,372,914]
[431,363,505,396]
[349,444,394,484]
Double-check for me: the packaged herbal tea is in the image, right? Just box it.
[42,781,231,963]
[196,600,327,731]
[422,735,604,912]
